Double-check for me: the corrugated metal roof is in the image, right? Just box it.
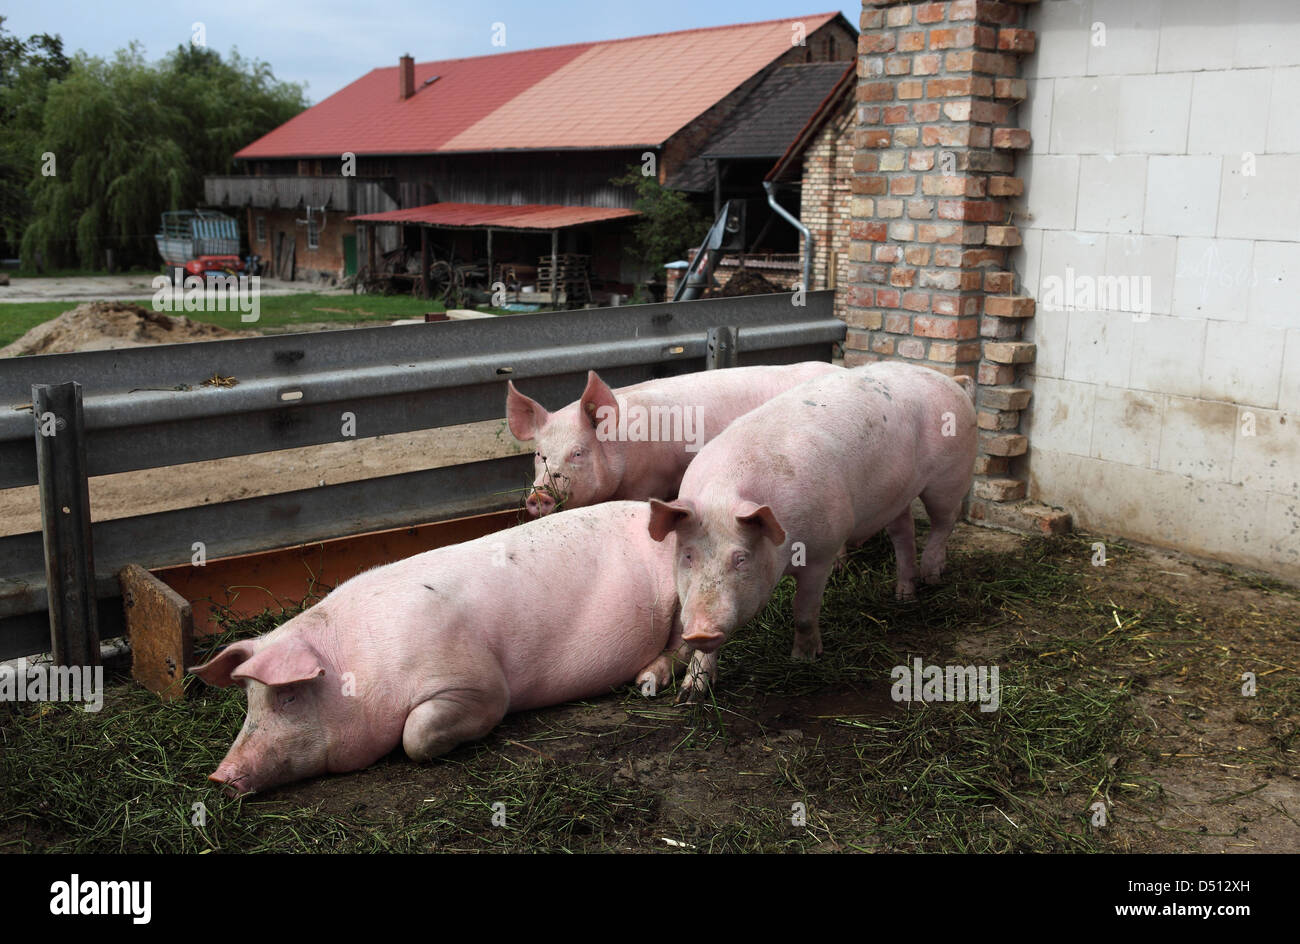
[236,13,841,159]
[348,202,640,230]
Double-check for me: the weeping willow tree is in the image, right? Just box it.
[20,41,306,270]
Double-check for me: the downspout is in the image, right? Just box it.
[763,180,812,291]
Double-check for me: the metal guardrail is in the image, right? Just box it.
[0,290,843,661]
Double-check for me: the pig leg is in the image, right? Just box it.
[919,487,963,585]
[790,563,833,660]
[884,507,919,601]
[402,688,509,763]
[676,648,718,704]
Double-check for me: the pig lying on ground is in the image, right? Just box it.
[190,502,686,796]
[507,362,841,516]
[648,362,977,701]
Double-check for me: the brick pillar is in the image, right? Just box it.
[848,0,1066,534]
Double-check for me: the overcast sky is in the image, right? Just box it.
[5,1,861,105]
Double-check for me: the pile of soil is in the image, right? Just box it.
[713,267,782,297]
[0,301,255,357]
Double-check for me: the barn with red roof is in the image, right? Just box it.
[204,13,856,303]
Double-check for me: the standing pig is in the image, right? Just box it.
[190,502,686,796]
[506,362,841,516]
[647,362,976,700]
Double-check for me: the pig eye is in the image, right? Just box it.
[570,448,583,460]
[733,552,747,568]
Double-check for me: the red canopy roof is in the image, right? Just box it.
[236,13,841,159]
[349,202,639,231]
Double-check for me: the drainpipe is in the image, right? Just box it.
[763,180,812,291]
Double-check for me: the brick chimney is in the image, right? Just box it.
[399,54,415,100]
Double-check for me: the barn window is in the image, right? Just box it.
[256,216,266,244]
[307,218,320,250]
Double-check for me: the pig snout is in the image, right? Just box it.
[209,762,255,798]
[681,623,727,653]
[525,489,556,516]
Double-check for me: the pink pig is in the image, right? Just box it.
[648,362,977,700]
[506,362,841,516]
[190,502,686,796]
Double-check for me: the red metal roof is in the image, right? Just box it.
[349,202,639,230]
[236,13,841,159]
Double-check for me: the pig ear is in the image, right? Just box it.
[735,501,786,546]
[230,638,325,688]
[188,639,259,688]
[579,371,618,429]
[648,498,694,542]
[506,381,548,442]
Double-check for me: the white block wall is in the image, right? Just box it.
[1016,0,1300,580]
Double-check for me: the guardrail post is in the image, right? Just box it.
[706,325,738,370]
[32,382,100,667]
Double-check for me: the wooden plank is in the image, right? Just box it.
[119,563,193,701]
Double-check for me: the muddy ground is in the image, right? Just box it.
[3,521,1296,853]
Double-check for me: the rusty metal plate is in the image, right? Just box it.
[152,509,520,637]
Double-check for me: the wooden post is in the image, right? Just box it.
[705,326,739,370]
[32,382,100,668]
[486,228,494,294]
[420,226,431,299]
[550,229,558,308]
[368,223,376,274]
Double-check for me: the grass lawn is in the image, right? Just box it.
[0,294,476,348]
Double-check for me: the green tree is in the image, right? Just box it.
[19,39,306,270]
[0,16,71,257]
[611,165,709,283]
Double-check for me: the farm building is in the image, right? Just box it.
[203,13,858,300]
[844,0,1299,582]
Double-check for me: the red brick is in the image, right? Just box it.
[909,150,937,171]
[974,478,1025,500]
[898,79,925,99]
[983,271,1015,293]
[984,341,1036,364]
[993,127,1032,149]
[983,295,1035,317]
[961,248,1005,268]
[899,31,926,52]
[977,361,1015,386]
[938,200,1003,222]
[860,175,889,195]
[913,102,941,122]
[897,338,928,359]
[988,175,1023,196]
[916,3,947,24]
[875,244,903,263]
[986,225,1021,246]
[876,288,902,307]
[915,313,978,339]
[929,340,981,363]
[902,291,932,312]
[890,176,918,195]
[994,78,1027,99]
[908,199,936,220]
[885,56,913,76]
[890,267,917,287]
[861,34,898,53]
[928,76,975,97]
[997,28,1036,53]
[860,129,892,148]
[905,246,932,265]
[973,455,1010,476]
[885,312,912,333]
[914,53,942,75]
[861,81,896,102]
[981,432,1027,456]
[980,386,1032,411]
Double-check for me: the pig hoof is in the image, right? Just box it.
[790,641,822,661]
[922,572,943,586]
[676,677,712,705]
[895,583,917,602]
